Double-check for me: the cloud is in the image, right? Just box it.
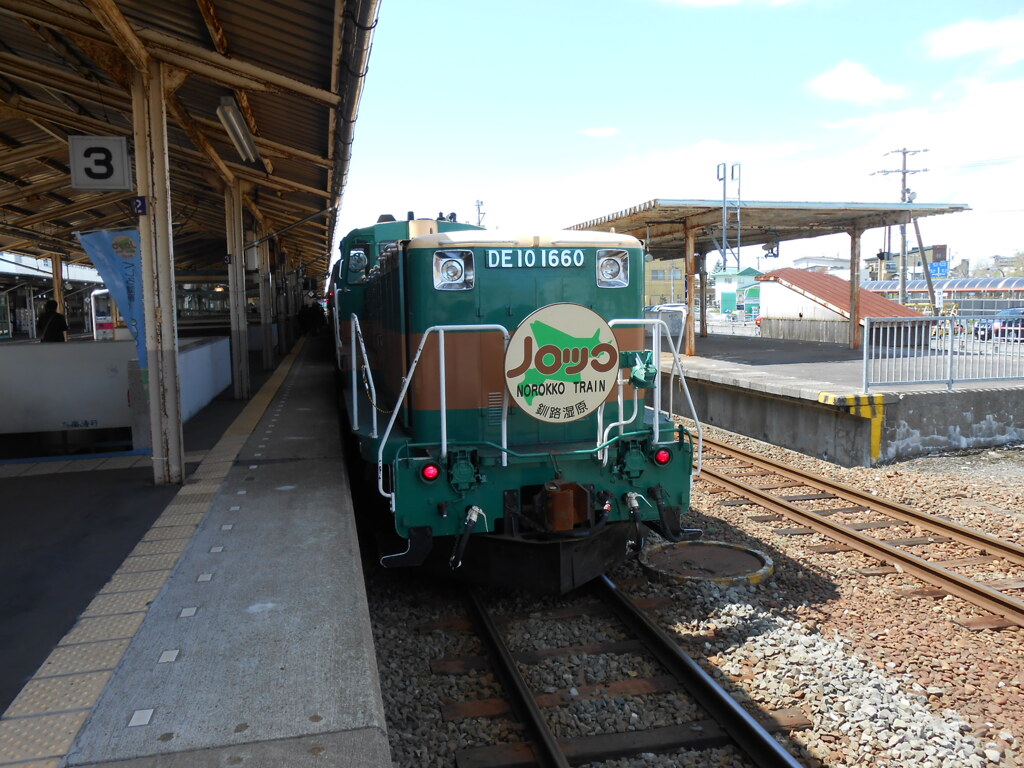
[579,127,620,138]
[925,16,1024,68]
[807,61,905,105]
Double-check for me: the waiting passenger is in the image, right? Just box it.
[37,299,68,342]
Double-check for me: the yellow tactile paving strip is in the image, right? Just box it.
[0,340,304,767]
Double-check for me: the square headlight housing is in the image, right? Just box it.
[433,249,475,290]
[596,249,629,288]
[346,248,368,284]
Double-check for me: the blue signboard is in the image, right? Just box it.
[929,261,949,278]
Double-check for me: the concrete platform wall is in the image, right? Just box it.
[670,376,1024,467]
[882,389,1024,461]
[0,338,231,436]
[671,378,872,466]
[179,337,231,421]
[0,341,134,433]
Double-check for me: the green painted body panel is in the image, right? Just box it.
[337,220,695,547]
[392,429,694,537]
[334,219,481,332]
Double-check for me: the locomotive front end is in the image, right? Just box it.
[354,227,700,593]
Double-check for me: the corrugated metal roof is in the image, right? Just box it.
[0,0,380,281]
[571,198,969,261]
[758,268,924,319]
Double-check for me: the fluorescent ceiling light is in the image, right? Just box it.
[216,95,259,163]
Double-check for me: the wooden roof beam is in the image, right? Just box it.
[0,175,71,207]
[1,0,341,106]
[0,93,129,136]
[191,116,331,168]
[0,52,127,106]
[0,139,66,171]
[176,146,332,199]
[80,0,150,73]
[166,92,239,187]
[193,0,273,175]
[14,191,134,227]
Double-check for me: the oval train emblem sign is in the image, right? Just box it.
[504,303,620,423]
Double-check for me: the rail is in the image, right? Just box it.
[700,436,1024,629]
[862,315,1024,391]
[596,577,806,768]
[456,581,805,768]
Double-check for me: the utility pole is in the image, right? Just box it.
[872,148,928,305]
[475,200,485,227]
[717,162,742,271]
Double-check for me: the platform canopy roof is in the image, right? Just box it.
[0,0,379,281]
[571,199,970,262]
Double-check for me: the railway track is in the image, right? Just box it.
[426,579,808,768]
[699,436,1024,630]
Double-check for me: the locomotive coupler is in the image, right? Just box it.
[450,505,485,570]
[596,490,613,525]
[622,492,649,552]
[647,485,702,542]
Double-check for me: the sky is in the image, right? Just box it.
[336,0,1024,270]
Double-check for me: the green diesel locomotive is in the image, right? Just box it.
[331,214,701,593]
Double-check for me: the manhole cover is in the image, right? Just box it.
[640,540,774,586]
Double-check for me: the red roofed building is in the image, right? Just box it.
[757,268,922,344]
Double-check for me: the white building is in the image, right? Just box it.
[792,256,850,280]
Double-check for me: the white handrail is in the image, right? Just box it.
[349,314,378,438]
[376,324,511,506]
[610,317,703,476]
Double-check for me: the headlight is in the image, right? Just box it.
[348,250,367,272]
[599,258,621,280]
[440,259,464,282]
[433,250,475,290]
[596,249,629,288]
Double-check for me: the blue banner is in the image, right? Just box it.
[76,229,146,368]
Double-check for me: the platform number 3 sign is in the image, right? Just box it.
[69,136,132,191]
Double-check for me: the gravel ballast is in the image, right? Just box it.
[366,430,1023,767]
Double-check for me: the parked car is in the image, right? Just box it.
[973,307,1024,340]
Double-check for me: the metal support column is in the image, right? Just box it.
[698,253,708,339]
[913,219,938,313]
[224,181,251,399]
[132,61,184,485]
[50,254,64,313]
[684,228,696,356]
[26,285,37,340]
[849,227,862,350]
[258,234,274,369]
[285,266,300,346]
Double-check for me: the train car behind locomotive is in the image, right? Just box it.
[333,214,701,593]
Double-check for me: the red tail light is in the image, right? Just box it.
[421,463,441,482]
[653,448,673,466]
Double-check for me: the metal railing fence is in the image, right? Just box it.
[863,315,1024,391]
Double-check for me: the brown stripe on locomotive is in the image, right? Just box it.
[405,325,644,412]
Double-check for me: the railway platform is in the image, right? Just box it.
[0,337,391,768]
[670,332,1024,467]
